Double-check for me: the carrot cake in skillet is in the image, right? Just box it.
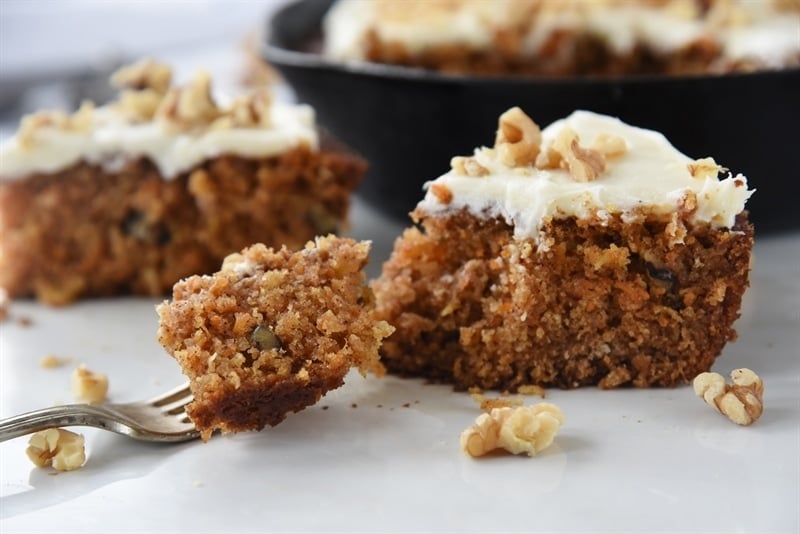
[323,0,800,76]
[371,107,754,391]
[0,59,366,305]
[157,235,393,441]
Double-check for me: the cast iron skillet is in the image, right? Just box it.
[264,0,800,232]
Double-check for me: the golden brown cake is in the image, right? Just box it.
[324,0,800,76]
[372,107,754,391]
[0,60,366,305]
[156,236,394,441]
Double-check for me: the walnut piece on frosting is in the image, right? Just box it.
[590,133,628,158]
[450,155,489,177]
[110,59,172,94]
[688,157,727,179]
[18,101,95,149]
[552,127,606,182]
[156,70,222,132]
[495,106,542,167]
[447,107,624,184]
[116,89,164,122]
[14,58,283,151]
[212,89,273,130]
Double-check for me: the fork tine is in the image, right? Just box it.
[146,381,192,407]
[160,394,195,416]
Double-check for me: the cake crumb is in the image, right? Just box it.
[470,392,524,412]
[0,287,8,321]
[517,385,547,398]
[72,365,109,404]
[26,429,86,471]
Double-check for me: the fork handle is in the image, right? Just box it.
[0,404,112,442]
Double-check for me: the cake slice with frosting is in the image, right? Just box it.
[372,107,754,390]
[324,0,799,76]
[0,59,366,305]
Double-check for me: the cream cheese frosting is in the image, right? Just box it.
[0,62,319,181]
[0,104,318,181]
[417,110,753,240]
[323,0,800,69]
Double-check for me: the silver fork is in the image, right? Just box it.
[0,382,199,443]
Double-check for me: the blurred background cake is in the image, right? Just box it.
[323,0,800,76]
[0,60,366,305]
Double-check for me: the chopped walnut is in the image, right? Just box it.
[72,365,109,404]
[450,155,489,177]
[230,90,272,128]
[552,128,606,182]
[460,403,564,458]
[688,157,727,179]
[40,355,72,369]
[17,101,95,149]
[155,70,221,131]
[110,59,172,93]
[693,368,764,426]
[26,429,86,471]
[534,146,563,169]
[665,0,700,20]
[429,183,454,204]
[495,106,542,167]
[590,133,628,158]
[116,89,164,122]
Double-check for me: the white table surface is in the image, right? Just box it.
[1,2,799,532]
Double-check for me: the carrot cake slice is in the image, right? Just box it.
[157,235,393,441]
[371,107,754,391]
[0,59,366,305]
[323,0,800,76]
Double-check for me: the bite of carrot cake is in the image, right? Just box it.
[156,235,393,441]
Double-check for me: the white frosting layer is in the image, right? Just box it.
[417,111,753,238]
[0,103,319,181]
[324,0,800,68]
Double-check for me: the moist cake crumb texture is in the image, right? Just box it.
[157,236,394,441]
[372,107,754,391]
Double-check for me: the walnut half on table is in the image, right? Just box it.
[26,428,86,471]
[460,403,564,458]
